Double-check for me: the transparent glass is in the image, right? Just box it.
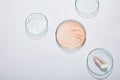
[55,20,86,51]
[87,48,113,79]
[25,13,48,39]
[75,0,99,18]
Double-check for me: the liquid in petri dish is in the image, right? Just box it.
[55,20,86,50]
[75,0,99,18]
[87,48,113,79]
[25,13,48,39]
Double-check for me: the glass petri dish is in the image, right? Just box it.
[25,13,48,39]
[55,20,86,50]
[75,0,99,18]
[86,48,113,79]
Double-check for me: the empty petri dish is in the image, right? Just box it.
[25,13,48,39]
[75,0,99,18]
[55,20,86,50]
[86,48,113,79]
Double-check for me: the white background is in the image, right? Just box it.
[0,0,120,80]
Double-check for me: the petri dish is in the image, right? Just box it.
[75,0,99,18]
[86,48,113,79]
[55,20,86,50]
[25,13,48,39]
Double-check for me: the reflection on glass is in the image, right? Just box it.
[25,13,48,39]
[87,48,113,79]
[75,0,99,18]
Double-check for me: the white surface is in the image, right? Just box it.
[0,0,120,80]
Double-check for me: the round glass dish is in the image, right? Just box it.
[86,48,113,79]
[75,0,99,18]
[25,13,48,39]
[55,20,86,50]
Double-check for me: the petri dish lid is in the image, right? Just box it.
[75,0,99,18]
[25,13,48,39]
[55,20,86,50]
[86,48,114,79]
